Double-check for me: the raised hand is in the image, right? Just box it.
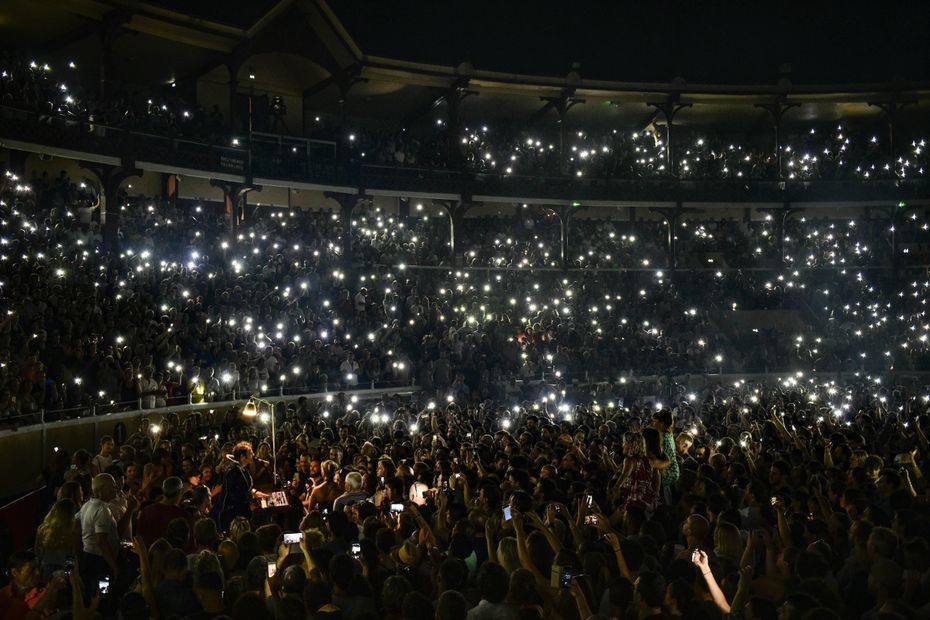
[691,548,710,572]
[603,532,621,553]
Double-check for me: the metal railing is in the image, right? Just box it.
[0,485,47,552]
[387,262,930,273]
[4,103,930,204]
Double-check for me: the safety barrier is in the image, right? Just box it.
[0,384,421,499]
[0,486,46,553]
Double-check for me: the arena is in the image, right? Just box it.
[1,1,930,619]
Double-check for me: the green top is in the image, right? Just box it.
[662,431,679,484]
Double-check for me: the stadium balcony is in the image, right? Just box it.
[4,103,930,209]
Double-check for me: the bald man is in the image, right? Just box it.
[75,474,120,590]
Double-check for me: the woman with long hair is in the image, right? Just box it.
[714,521,744,568]
[642,427,671,474]
[201,464,221,498]
[610,431,659,519]
[35,499,78,578]
[305,459,341,511]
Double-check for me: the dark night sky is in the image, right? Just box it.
[328,0,930,85]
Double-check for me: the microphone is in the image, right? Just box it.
[225,454,269,465]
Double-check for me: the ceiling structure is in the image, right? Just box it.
[2,0,930,135]
[332,0,930,86]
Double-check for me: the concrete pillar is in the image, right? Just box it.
[441,200,472,267]
[648,97,692,176]
[80,162,141,251]
[756,99,799,179]
[556,205,573,269]
[210,180,261,236]
[324,192,360,259]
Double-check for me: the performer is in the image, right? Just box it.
[211,441,267,532]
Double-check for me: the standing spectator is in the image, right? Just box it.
[136,477,193,547]
[0,552,65,620]
[34,498,78,579]
[135,367,162,410]
[467,562,512,620]
[611,431,658,516]
[652,410,679,503]
[91,435,115,475]
[140,448,173,499]
[340,354,360,387]
[75,473,120,591]
[155,548,201,618]
[332,471,368,513]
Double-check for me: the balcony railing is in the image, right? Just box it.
[3,104,930,204]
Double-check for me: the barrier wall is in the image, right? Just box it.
[0,386,421,500]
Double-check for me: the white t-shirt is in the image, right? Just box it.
[76,498,118,557]
[91,453,113,474]
[139,378,159,409]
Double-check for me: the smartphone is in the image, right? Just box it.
[380,476,385,487]
[442,480,449,493]
[691,549,699,563]
[584,515,599,526]
[586,494,593,508]
[98,577,110,595]
[390,502,405,513]
[503,506,512,521]
[559,567,576,588]
[770,496,778,506]
[283,532,303,545]
[351,542,362,558]
[267,561,277,578]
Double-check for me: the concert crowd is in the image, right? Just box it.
[2,52,930,620]
[0,160,929,620]
[2,52,929,183]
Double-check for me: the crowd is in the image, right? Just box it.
[339,121,928,183]
[4,371,930,620]
[349,204,930,271]
[2,166,930,426]
[0,51,225,143]
[3,53,930,183]
[2,48,930,620]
